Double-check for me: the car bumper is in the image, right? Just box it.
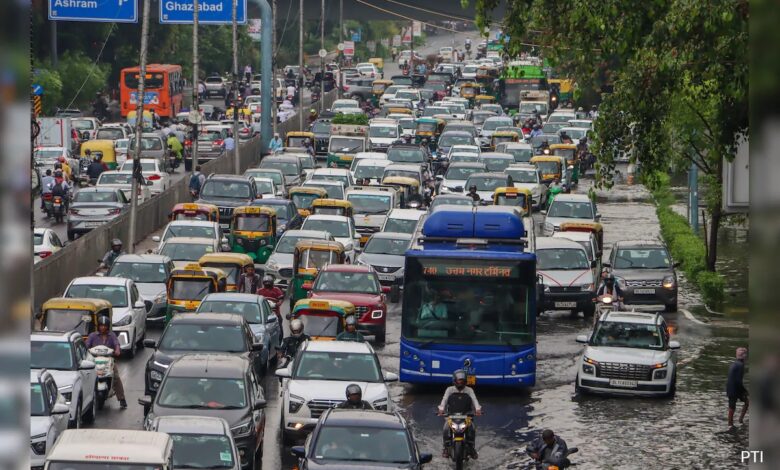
[542,291,593,310]
[578,376,672,396]
[622,287,677,306]
[30,448,45,469]
[67,216,113,233]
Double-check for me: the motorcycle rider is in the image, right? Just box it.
[50,170,70,211]
[467,184,481,202]
[336,384,374,410]
[257,275,284,335]
[40,169,55,211]
[595,273,624,304]
[336,315,365,342]
[85,315,127,409]
[438,370,482,459]
[166,133,183,163]
[86,153,107,183]
[526,429,570,469]
[277,319,310,360]
[530,124,543,138]
[100,239,126,270]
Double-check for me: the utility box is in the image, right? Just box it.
[723,136,748,213]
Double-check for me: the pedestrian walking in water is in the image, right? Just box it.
[727,347,749,427]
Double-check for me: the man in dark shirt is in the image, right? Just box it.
[236,264,261,294]
[727,347,749,426]
[336,384,374,410]
[85,316,127,408]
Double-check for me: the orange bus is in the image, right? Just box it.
[120,64,184,120]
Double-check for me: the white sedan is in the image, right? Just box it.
[34,227,65,263]
[95,171,152,202]
[119,158,170,195]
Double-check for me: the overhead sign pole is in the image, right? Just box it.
[192,0,200,178]
[232,0,240,173]
[129,0,151,254]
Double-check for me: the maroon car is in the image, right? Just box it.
[308,264,390,344]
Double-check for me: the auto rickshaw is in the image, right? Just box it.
[550,144,579,184]
[415,117,445,147]
[474,94,496,107]
[381,176,423,208]
[311,199,354,218]
[38,298,112,340]
[80,140,117,169]
[225,107,252,121]
[286,131,316,149]
[168,203,220,222]
[371,79,393,107]
[289,186,328,217]
[289,240,347,309]
[289,299,356,340]
[560,221,604,258]
[127,110,153,130]
[368,58,384,75]
[198,253,253,291]
[493,187,533,214]
[228,206,277,263]
[490,130,520,150]
[387,107,413,117]
[459,82,480,105]
[165,264,227,322]
[530,155,563,185]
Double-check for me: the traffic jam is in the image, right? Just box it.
[33,29,720,470]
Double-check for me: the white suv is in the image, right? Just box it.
[575,311,680,397]
[275,340,398,444]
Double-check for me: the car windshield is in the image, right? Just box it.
[506,169,537,183]
[158,324,246,352]
[42,309,92,336]
[200,181,251,199]
[591,321,666,350]
[396,91,417,100]
[548,114,575,123]
[613,248,671,269]
[157,377,247,409]
[255,180,275,194]
[170,434,235,469]
[537,248,590,270]
[383,170,418,180]
[302,219,350,238]
[329,137,364,153]
[71,119,95,130]
[450,154,480,164]
[543,123,567,133]
[294,351,381,381]
[312,426,412,463]
[364,237,410,255]
[304,183,343,199]
[247,171,283,186]
[445,166,481,180]
[198,301,263,324]
[164,225,216,240]
[34,233,45,246]
[519,102,548,113]
[128,137,163,151]
[312,121,331,134]
[262,161,299,176]
[74,191,118,203]
[31,341,73,370]
[98,173,133,185]
[387,148,424,163]
[347,194,391,215]
[483,157,513,172]
[96,128,124,140]
[530,135,561,147]
[313,271,379,293]
[507,148,534,163]
[483,119,513,131]
[48,464,159,470]
[534,160,560,175]
[234,215,270,232]
[466,176,506,191]
[472,114,493,125]
[370,127,398,138]
[563,128,587,139]
[275,235,320,254]
[109,261,168,283]
[35,148,65,160]
[160,242,214,261]
[170,279,215,300]
[354,164,387,180]
[66,284,128,308]
[439,134,472,147]
[383,217,418,234]
[431,197,473,208]
[547,201,594,219]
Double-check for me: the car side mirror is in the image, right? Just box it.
[540,210,547,215]
[152,236,161,242]
[138,395,152,407]
[134,300,146,309]
[251,342,264,352]
[275,367,291,378]
[143,339,158,349]
[576,334,589,344]
[290,446,306,458]
[669,340,681,350]
[419,453,433,464]
[52,403,70,415]
[253,398,267,410]
[78,360,96,370]
[345,242,354,252]
[673,261,680,268]
[591,260,598,268]
[602,262,611,268]
[435,175,443,181]
[266,314,277,323]
[383,371,399,382]
[594,213,601,221]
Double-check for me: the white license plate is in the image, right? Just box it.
[609,379,638,388]
[378,274,395,281]
[83,221,103,228]
[220,223,230,229]
[554,301,577,308]
[634,288,656,294]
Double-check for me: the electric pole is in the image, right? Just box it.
[272,0,278,136]
[320,0,325,114]
[298,0,304,130]
[191,0,200,178]
[232,0,241,173]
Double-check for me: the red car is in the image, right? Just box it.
[308,264,390,344]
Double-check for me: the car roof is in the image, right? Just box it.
[480,152,514,159]
[321,264,373,273]
[304,180,345,187]
[601,311,663,325]
[31,331,78,342]
[170,313,246,325]
[367,231,412,240]
[263,156,299,163]
[467,172,510,179]
[355,159,391,167]
[613,239,666,248]
[440,131,471,137]
[386,163,422,171]
[168,354,249,378]
[535,236,586,250]
[303,340,373,353]
[207,174,251,182]
[551,193,592,202]
[323,409,405,429]
[114,254,171,263]
[151,416,231,435]
[552,231,593,242]
[201,292,263,303]
[166,220,219,227]
[313,168,350,175]
[70,276,128,286]
[161,236,215,245]
[388,209,425,219]
[76,187,119,193]
[304,214,350,222]
[281,229,332,239]
[449,162,486,169]
[254,198,291,206]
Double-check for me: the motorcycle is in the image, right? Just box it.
[52,195,66,223]
[89,345,115,410]
[444,413,475,470]
[594,294,620,324]
[165,150,180,174]
[531,447,579,470]
[42,193,53,217]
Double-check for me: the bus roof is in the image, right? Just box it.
[121,64,182,72]
[422,206,526,240]
[47,429,172,464]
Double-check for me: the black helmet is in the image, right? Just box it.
[453,369,467,386]
[97,315,111,327]
[345,383,362,399]
[54,170,63,178]
[111,239,123,249]
[469,185,477,192]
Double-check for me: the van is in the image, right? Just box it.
[45,429,173,470]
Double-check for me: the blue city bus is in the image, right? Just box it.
[400,205,538,387]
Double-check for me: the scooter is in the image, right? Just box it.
[444,413,475,470]
[89,345,115,410]
[42,193,54,217]
[51,195,66,223]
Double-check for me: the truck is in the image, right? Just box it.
[500,60,549,111]
[326,124,369,169]
[36,117,77,153]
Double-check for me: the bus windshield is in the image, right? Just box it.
[402,257,534,346]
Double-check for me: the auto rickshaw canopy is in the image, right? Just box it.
[459,83,480,99]
[530,155,563,181]
[492,187,533,214]
[372,79,394,96]
[368,58,384,72]
[549,143,578,164]
[293,240,347,274]
[198,253,254,290]
[474,94,496,105]
[231,206,277,233]
[80,140,117,169]
[286,131,315,148]
[169,203,220,222]
[311,199,354,218]
[289,186,328,216]
[559,221,604,255]
[290,298,356,340]
[39,297,112,339]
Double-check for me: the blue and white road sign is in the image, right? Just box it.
[49,0,138,23]
[160,0,247,24]
[32,84,44,96]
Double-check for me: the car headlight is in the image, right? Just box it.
[372,398,388,411]
[31,437,47,455]
[371,309,383,319]
[581,283,594,291]
[582,363,595,375]
[265,259,279,271]
[543,222,554,233]
[154,292,167,304]
[654,369,668,380]
[58,385,73,403]
[288,394,304,414]
[356,258,368,266]
[144,413,155,430]
[113,315,132,327]
[149,369,164,382]
[662,275,676,289]
[583,356,599,366]
[231,420,253,437]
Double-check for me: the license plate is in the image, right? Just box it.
[220,223,230,229]
[466,375,476,386]
[83,221,103,228]
[554,301,577,308]
[609,379,638,388]
[634,288,656,294]
[378,274,394,281]
[53,202,61,208]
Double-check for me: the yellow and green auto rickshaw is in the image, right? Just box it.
[289,299,356,340]
[474,94,496,107]
[198,253,254,292]
[38,298,112,340]
[530,155,563,185]
[168,203,220,222]
[490,130,520,150]
[371,79,393,107]
[459,82,480,105]
[560,221,604,258]
[289,186,328,217]
[550,143,579,184]
[381,176,423,209]
[285,131,316,149]
[228,206,277,263]
[311,199,354,218]
[80,140,118,169]
[225,107,252,121]
[492,187,533,215]
[165,264,227,322]
[415,117,445,147]
[289,240,346,310]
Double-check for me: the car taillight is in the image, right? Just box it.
[43,193,53,201]
[343,85,350,91]
[108,208,122,215]
[215,139,224,146]
[37,251,52,259]
[185,139,192,147]
[148,174,161,181]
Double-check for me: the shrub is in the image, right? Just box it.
[332,113,369,126]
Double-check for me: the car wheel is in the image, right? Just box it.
[126,333,137,358]
[376,328,387,345]
[664,301,678,313]
[69,398,82,429]
[83,391,96,424]
[665,373,677,398]
[67,230,75,241]
[574,374,584,395]
[389,285,401,303]
[137,329,146,349]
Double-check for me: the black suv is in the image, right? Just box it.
[196,174,259,230]
[605,240,679,312]
[310,118,332,155]
[140,354,267,469]
[291,409,433,469]
[143,313,263,398]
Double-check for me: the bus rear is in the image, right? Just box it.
[399,206,538,387]
[120,64,183,119]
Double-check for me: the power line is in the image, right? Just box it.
[351,0,462,33]
[63,23,115,111]
[376,0,475,23]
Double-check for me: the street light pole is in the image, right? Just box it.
[129,0,151,254]
[298,0,304,130]
[232,0,240,173]
[191,0,200,178]
[272,0,278,136]
[320,0,325,114]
